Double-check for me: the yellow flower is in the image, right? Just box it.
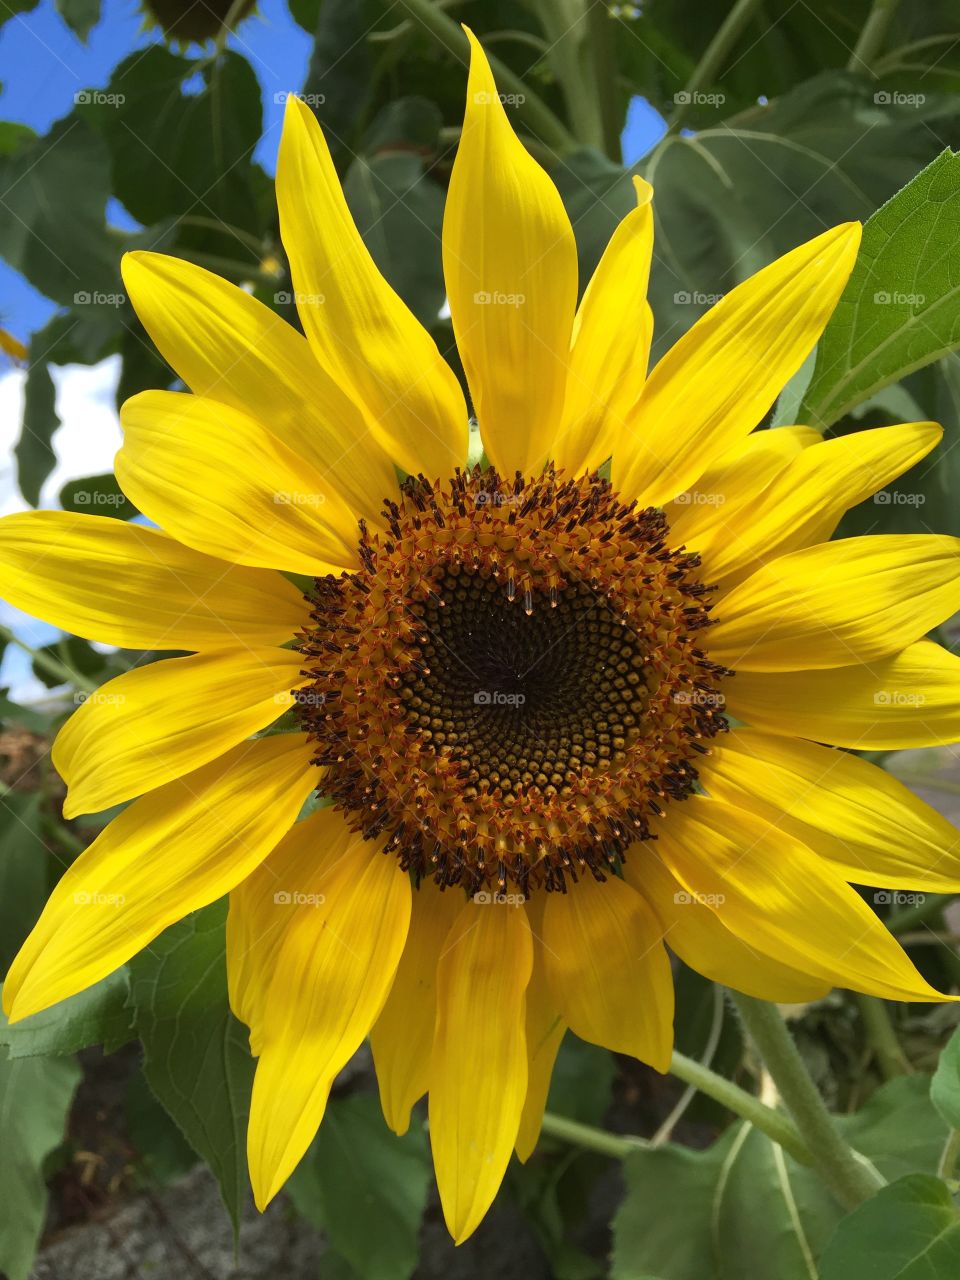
[2,31,959,1244]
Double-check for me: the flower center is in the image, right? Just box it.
[295,467,730,893]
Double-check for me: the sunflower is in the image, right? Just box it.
[3,30,959,1244]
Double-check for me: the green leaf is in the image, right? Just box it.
[0,792,51,971]
[0,970,134,1059]
[0,1049,81,1280]
[16,337,57,509]
[58,473,138,519]
[819,1174,960,1279]
[288,1093,431,1280]
[126,1067,198,1187]
[611,1075,947,1280]
[129,901,254,1233]
[55,0,101,41]
[31,635,108,689]
[800,149,960,427]
[931,1024,960,1129]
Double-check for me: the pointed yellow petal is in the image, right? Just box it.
[53,648,307,818]
[247,832,411,1209]
[117,391,359,575]
[542,873,673,1071]
[616,223,861,507]
[515,913,566,1162]
[624,847,830,1003]
[4,734,317,1021]
[443,29,577,477]
[703,729,960,893]
[704,422,942,587]
[0,511,308,649]
[709,535,960,671]
[370,879,462,1136]
[120,251,398,529]
[727,640,960,748]
[276,97,466,480]
[430,898,532,1244]
[657,798,949,1002]
[553,180,653,478]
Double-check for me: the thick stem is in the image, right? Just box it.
[856,994,911,1079]
[670,1050,811,1163]
[667,0,765,134]
[731,993,885,1209]
[848,0,902,73]
[399,0,575,151]
[938,1127,960,1181]
[586,0,622,161]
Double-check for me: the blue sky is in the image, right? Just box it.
[0,0,664,343]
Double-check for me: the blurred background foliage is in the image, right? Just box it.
[4,1,960,1278]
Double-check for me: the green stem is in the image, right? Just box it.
[179,251,279,288]
[667,0,765,134]
[586,0,622,160]
[887,892,952,934]
[670,1050,811,1163]
[856,994,910,1079]
[539,1112,647,1158]
[0,625,96,693]
[848,0,902,73]
[731,993,885,1209]
[398,0,576,151]
[938,1127,960,1181]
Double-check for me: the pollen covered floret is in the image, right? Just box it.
[295,467,730,894]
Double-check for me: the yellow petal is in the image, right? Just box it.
[0,511,308,649]
[542,872,673,1071]
[705,422,942,587]
[117,391,359,575]
[276,97,466,481]
[703,729,960,892]
[553,177,653,478]
[4,734,317,1021]
[515,910,566,1162]
[624,846,830,1003]
[430,897,533,1244]
[727,640,960,748]
[120,251,398,529]
[370,879,462,1136]
[443,29,578,477]
[664,425,820,546]
[656,798,948,1002]
[708,535,960,671]
[247,830,411,1209]
[54,648,307,818]
[615,223,861,507]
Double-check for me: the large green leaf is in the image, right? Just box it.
[611,1075,947,1280]
[129,901,254,1233]
[800,149,960,427]
[819,1174,960,1279]
[287,1093,431,1280]
[0,1049,81,1280]
[0,792,49,972]
[0,969,134,1059]
[931,1023,960,1129]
